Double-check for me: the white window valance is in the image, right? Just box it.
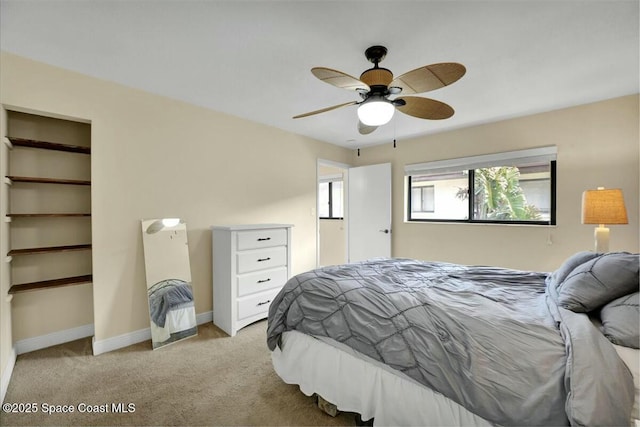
[404,146,557,176]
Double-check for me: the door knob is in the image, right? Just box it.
[379,229,390,234]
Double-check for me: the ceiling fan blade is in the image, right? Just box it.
[395,96,455,120]
[293,101,357,119]
[391,63,466,95]
[311,67,370,91]
[358,120,377,135]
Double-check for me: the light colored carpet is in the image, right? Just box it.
[1,321,356,426]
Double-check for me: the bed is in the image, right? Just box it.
[266,253,639,426]
[147,278,197,348]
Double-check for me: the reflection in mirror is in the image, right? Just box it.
[141,218,197,349]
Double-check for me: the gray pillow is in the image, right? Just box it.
[600,292,639,349]
[557,252,639,312]
[551,251,601,285]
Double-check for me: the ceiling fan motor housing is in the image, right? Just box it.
[360,68,393,96]
[360,68,393,88]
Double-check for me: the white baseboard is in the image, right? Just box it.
[1,347,16,404]
[92,326,151,356]
[196,310,213,324]
[15,323,94,355]
[92,310,213,356]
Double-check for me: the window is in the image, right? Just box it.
[408,171,468,220]
[319,180,343,219]
[410,185,435,213]
[405,147,556,225]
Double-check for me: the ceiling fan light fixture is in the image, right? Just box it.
[357,98,395,126]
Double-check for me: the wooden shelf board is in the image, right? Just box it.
[8,275,93,294]
[7,213,91,218]
[7,137,90,154]
[6,176,91,186]
[8,244,92,256]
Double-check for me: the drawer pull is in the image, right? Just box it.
[257,237,271,241]
[257,299,271,306]
[257,278,271,283]
[257,257,271,262]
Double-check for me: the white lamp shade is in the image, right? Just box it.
[357,100,395,126]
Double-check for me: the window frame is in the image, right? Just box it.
[406,155,556,226]
[319,180,344,220]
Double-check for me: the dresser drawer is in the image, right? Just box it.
[237,266,287,297]
[237,288,281,320]
[237,228,287,250]
[236,246,286,274]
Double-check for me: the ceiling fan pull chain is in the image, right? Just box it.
[393,114,397,148]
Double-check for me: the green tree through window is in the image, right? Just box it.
[456,167,541,220]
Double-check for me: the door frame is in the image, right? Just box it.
[316,159,351,268]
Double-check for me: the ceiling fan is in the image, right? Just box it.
[293,45,466,135]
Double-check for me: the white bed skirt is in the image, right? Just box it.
[150,306,196,343]
[271,330,492,426]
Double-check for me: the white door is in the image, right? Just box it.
[348,163,392,262]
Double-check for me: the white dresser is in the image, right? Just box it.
[212,224,293,336]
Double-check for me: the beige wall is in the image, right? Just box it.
[0,52,352,381]
[319,219,346,266]
[354,94,639,271]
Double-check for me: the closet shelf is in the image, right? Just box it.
[8,244,92,256]
[8,274,93,294]
[5,113,93,299]
[6,176,91,186]
[7,213,91,218]
[7,137,91,154]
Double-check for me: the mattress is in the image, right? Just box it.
[272,330,492,426]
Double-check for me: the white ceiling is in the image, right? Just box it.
[1,1,638,148]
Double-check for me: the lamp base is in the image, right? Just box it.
[594,226,610,253]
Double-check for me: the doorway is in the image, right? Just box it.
[317,160,348,267]
[316,160,392,267]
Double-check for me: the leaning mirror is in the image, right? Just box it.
[141,218,197,349]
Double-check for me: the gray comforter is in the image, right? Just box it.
[266,258,634,426]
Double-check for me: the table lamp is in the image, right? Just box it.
[581,187,628,252]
